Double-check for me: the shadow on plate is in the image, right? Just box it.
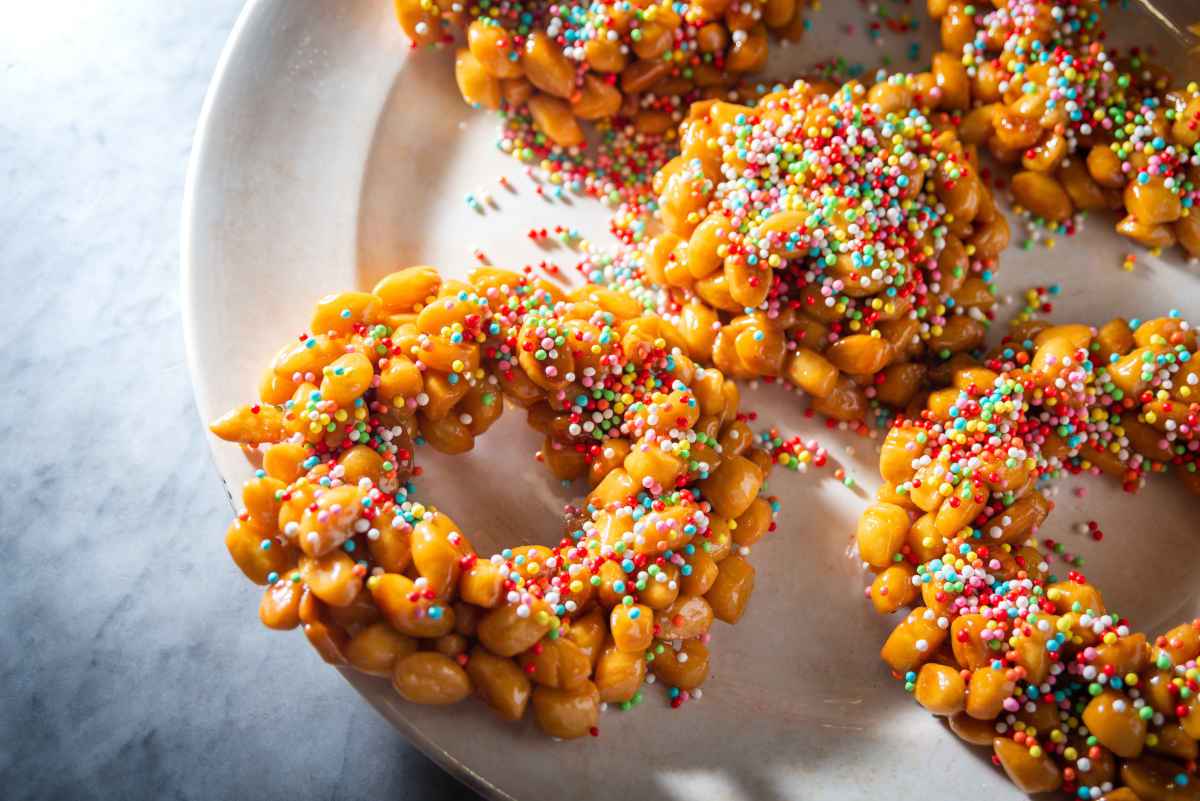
[356,45,463,289]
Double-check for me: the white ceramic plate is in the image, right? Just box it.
[183,2,1200,799]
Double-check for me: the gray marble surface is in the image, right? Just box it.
[0,3,479,799]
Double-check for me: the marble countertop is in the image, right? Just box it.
[0,3,479,799]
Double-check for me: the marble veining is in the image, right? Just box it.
[0,3,478,799]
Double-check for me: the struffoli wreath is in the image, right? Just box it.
[857,313,1200,800]
[211,265,777,739]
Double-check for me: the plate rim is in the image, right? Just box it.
[178,3,512,798]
